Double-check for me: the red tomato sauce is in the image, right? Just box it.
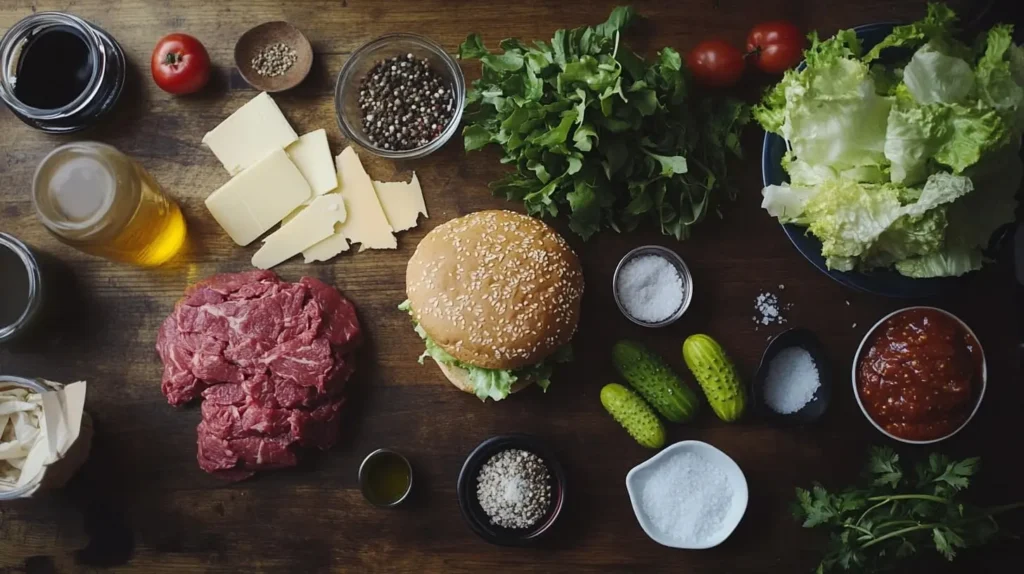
[857,308,982,441]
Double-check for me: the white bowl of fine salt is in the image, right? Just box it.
[625,441,748,549]
[613,246,693,328]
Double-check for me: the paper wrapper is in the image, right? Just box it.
[1,380,91,498]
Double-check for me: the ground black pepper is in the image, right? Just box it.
[475,449,551,529]
[358,53,455,151]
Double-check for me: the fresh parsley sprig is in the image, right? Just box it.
[795,447,1023,573]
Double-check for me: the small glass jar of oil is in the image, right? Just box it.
[359,449,413,508]
[32,142,186,266]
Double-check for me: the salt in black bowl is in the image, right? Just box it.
[751,328,832,424]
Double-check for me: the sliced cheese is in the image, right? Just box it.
[252,194,347,269]
[202,92,298,175]
[205,148,312,246]
[373,173,427,232]
[286,129,338,195]
[302,223,351,262]
[334,147,396,251]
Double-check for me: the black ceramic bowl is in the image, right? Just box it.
[751,328,831,424]
[457,434,566,546]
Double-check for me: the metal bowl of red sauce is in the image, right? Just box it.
[852,306,986,445]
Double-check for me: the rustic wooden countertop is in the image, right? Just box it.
[1,1,1020,572]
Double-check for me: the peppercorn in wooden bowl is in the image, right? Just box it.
[457,434,566,546]
[234,22,313,92]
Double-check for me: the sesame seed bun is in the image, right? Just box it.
[406,210,584,373]
[436,361,535,395]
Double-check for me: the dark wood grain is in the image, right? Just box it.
[1,1,1021,572]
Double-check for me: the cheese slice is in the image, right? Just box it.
[202,92,298,175]
[252,194,347,269]
[205,148,312,246]
[285,195,353,262]
[334,147,396,251]
[302,223,351,262]
[286,129,338,195]
[373,173,427,232]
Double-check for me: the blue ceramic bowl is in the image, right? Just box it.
[761,23,982,298]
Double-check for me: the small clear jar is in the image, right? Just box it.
[0,12,126,133]
[33,142,187,266]
[0,233,43,345]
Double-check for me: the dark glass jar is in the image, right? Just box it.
[0,233,43,344]
[0,12,126,133]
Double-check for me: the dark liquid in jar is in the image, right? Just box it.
[0,244,31,328]
[14,25,93,109]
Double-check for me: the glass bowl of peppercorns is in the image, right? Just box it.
[335,34,465,160]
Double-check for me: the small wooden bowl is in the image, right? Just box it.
[234,22,313,92]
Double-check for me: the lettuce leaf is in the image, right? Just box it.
[903,43,975,105]
[398,301,572,401]
[975,24,1024,131]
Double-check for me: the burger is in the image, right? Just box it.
[400,210,584,401]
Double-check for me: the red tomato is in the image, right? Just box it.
[687,40,745,88]
[746,21,805,74]
[151,33,211,94]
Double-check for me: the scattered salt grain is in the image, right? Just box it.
[763,346,820,415]
[638,451,734,546]
[616,254,685,323]
[753,292,788,326]
[852,323,857,329]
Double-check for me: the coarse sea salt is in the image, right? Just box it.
[638,451,734,546]
[616,254,684,323]
[763,346,820,414]
[753,291,791,326]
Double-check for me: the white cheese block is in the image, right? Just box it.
[373,173,428,233]
[334,147,397,251]
[286,129,338,195]
[202,92,298,175]
[302,223,351,262]
[205,148,312,246]
[252,194,348,269]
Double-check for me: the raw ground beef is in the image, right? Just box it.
[156,270,361,480]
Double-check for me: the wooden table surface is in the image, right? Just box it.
[1,1,1021,573]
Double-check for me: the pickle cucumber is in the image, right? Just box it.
[600,383,665,449]
[612,340,699,423]
[682,334,747,422]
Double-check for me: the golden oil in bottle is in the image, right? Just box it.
[32,142,186,265]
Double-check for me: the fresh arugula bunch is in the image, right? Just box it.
[795,447,1024,573]
[458,6,749,240]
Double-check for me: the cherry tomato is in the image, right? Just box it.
[151,33,211,95]
[746,21,805,74]
[687,39,745,88]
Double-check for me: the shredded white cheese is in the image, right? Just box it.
[0,386,43,491]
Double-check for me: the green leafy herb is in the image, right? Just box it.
[459,6,749,240]
[795,447,1024,573]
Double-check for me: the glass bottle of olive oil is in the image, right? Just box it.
[32,142,186,265]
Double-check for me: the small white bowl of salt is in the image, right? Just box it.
[625,441,748,549]
[613,246,693,328]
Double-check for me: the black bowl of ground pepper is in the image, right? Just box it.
[457,434,566,546]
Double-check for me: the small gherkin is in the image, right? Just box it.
[682,334,747,422]
[600,383,666,449]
